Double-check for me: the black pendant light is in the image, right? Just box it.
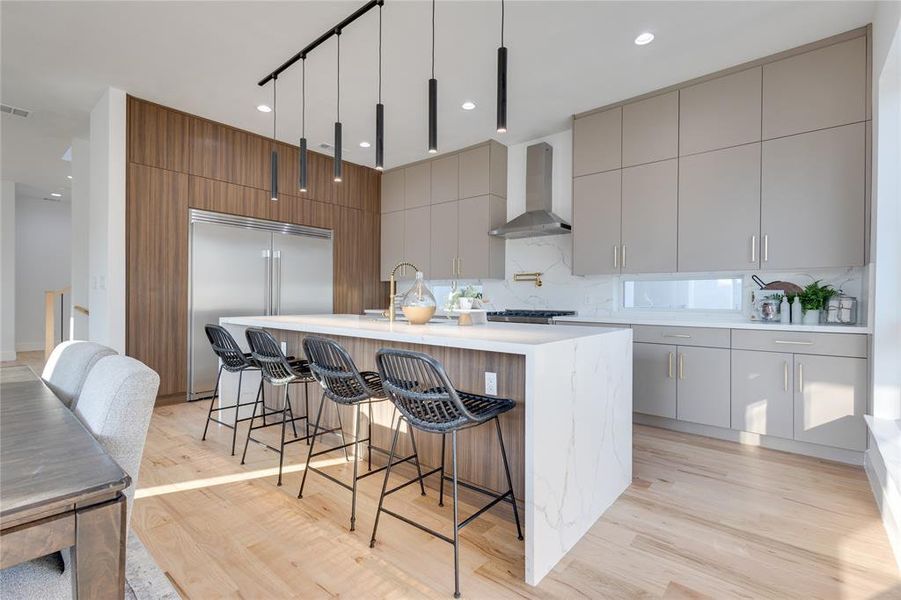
[270,75,278,201]
[375,3,384,171]
[334,29,343,183]
[496,0,507,133]
[428,0,437,154]
[299,57,308,193]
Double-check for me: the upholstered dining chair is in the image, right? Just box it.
[0,355,160,600]
[41,340,117,410]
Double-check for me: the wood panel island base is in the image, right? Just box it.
[219,314,632,585]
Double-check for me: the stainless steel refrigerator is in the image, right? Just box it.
[187,209,333,400]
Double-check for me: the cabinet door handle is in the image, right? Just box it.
[763,234,769,262]
[668,352,674,378]
[783,361,789,392]
[798,363,804,393]
[751,235,757,263]
[678,353,685,380]
[458,257,463,276]
[452,257,457,276]
[613,245,619,269]
[774,340,813,346]
[621,244,627,269]
[664,334,692,339]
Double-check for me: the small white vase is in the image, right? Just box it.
[802,309,820,325]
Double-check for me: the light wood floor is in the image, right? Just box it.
[0,350,45,375]
[132,401,900,599]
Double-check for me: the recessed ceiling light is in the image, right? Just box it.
[634,32,655,45]
[67,175,73,179]
[461,101,476,111]
[51,192,62,197]
[359,141,371,148]
[257,104,272,113]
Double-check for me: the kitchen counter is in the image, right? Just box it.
[554,313,871,334]
[220,314,632,586]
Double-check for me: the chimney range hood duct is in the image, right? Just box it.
[489,142,571,239]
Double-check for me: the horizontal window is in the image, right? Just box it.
[623,277,742,311]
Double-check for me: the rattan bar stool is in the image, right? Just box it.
[371,349,523,599]
[201,324,268,456]
[297,336,428,531]
[240,328,346,486]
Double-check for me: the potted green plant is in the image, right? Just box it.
[797,280,836,325]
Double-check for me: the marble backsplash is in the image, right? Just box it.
[426,234,869,324]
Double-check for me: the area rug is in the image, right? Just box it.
[126,531,181,600]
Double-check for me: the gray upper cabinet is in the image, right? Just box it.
[761,122,865,269]
[430,154,459,205]
[457,195,506,279]
[460,145,490,199]
[622,91,679,167]
[731,350,794,439]
[621,159,677,273]
[380,211,405,280]
[763,37,867,139]
[676,346,731,429]
[403,206,431,277]
[573,170,621,275]
[633,342,677,418]
[573,107,622,177]
[679,67,762,155]
[679,143,761,272]
[404,163,431,209]
[381,169,405,213]
[793,354,867,451]
[430,201,459,280]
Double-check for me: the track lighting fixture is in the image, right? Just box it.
[375,3,384,170]
[428,0,437,154]
[334,30,343,183]
[299,57,308,193]
[497,0,507,133]
[270,76,278,201]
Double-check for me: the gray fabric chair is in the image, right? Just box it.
[41,340,117,409]
[0,355,160,600]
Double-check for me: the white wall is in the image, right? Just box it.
[70,138,90,340]
[14,196,71,351]
[0,180,16,361]
[871,1,901,421]
[88,87,127,353]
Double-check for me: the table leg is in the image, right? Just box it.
[70,494,126,600]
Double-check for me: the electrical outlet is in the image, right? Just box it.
[485,372,497,396]
[280,341,288,354]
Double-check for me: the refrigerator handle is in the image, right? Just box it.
[262,249,271,315]
[274,250,282,315]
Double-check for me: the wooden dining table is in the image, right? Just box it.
[0,367,129,599]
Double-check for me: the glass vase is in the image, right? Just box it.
[401,272,437,324]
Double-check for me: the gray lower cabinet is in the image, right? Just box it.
[633,342,676,418]
[621,159,677,273]
[572,170,621,275]
[676,346,731,428]
[731,350,794,439]
[793,354,867,451]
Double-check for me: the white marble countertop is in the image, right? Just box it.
[220,314,626,355]
[554,313,871,334]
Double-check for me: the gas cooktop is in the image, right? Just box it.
[486,309,576,324]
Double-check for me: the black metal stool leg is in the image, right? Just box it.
[367,401,373,472]
[451,429,461,599]
[298,391,327,499]
[277,385,289,486]
[495,417,523,540]
[369,418,402,548]
[201,364,223,441]
[305,381,311,443]
[286,388,298,438]
[240,382,263,465]
[229,369,244,455]
[407,428,427,496]
[350,403,361,531]
[335,403,350,461]
[439,432,447,507]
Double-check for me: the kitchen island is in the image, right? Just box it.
[219,314,632,585]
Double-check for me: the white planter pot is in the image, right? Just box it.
[802,309,821,325]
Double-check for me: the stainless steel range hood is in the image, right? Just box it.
[489,142,571,239]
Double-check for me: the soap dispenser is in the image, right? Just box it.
[780,295,791,324]
[791,296,802,324]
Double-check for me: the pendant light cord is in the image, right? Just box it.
[272,75,277,140]
[301,59,305,136]
[336,30,341,122]
[431,0,435,78]
[378,5,382,103]
[501,0,505,46]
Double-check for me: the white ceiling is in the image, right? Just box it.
[1,1,876,201]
